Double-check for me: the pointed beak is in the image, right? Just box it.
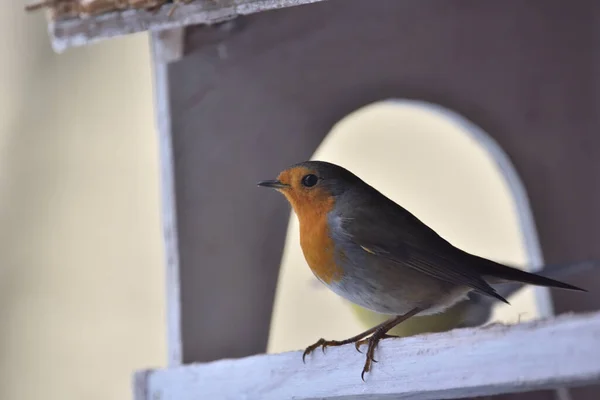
[257,180,289,189]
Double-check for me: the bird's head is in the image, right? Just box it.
[258,161,363,217]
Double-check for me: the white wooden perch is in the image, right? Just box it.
[39,0,327,52]
[133,311,600,400]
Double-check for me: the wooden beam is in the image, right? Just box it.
[38,0,328,52]
[133,311,600,400]
[149,30,183,365]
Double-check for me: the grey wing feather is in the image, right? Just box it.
[341,196,508,303]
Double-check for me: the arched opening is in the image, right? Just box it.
[267,99,550,354]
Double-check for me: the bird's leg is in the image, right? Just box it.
[302,318,392,362]
[361,307,422,381]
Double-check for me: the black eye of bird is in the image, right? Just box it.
[301,174,319,187]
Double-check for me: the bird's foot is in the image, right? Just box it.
[360,332,397,381]
[302,309,420,380]
[302,338,354,362]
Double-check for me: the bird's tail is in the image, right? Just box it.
[472,254,589,292]
[492,259,597,299]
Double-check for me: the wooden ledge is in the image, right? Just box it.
[134,311,600,400]
[28,0,328,53]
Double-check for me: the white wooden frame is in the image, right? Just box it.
[133,311,600,399]
[149,30,185,365]
[37,0,328,52]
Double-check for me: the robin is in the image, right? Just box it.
[258,160,586,380]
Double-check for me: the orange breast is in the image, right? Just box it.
[298,201,343,285]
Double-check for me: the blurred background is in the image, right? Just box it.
[0,3,572,400]
[0,4,166,400]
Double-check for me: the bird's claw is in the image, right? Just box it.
[361,352,374,381]
[303,338,337,362]
[302,338,324,363]
[354,338,369,353]
[361,359,371,380]
[360,334,384,380]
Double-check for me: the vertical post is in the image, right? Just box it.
[149,28,186,366]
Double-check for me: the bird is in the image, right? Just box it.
[349,259,598,337]
[257,160,586,380]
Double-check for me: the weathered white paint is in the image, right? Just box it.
[149,31,183,366]
[134,311,600,400]
[151,28,185,64]
[46,0,329,52]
